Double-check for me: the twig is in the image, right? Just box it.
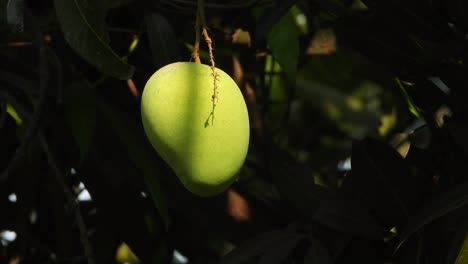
[38,133,95,264]
[0,8,49,183]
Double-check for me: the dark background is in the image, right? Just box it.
[1,0,468,263]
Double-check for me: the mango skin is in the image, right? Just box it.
[141,62,250,196]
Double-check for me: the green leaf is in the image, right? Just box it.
[98,97,169,228]
[6,103,23,125]
[64,81,96,161]
[396,181,468,252]
[54,0,134,80]
[267,8,299,81]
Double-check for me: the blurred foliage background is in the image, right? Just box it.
[1,0,468,263]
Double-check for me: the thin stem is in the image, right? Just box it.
[192,9,201,63]
[197,0,206,26]
[202,27,218,103]
[0,8,49,184]
[38,134,95,264]
[192,0,205,63]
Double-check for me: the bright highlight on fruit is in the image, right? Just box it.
[141,62,250,196]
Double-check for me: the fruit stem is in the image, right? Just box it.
[192,0,205,63]
[202,27,219,104]
[192,0,219,126]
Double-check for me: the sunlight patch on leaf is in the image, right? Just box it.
[6,103,22,125]
[454,233,468,264]
[115,242,140,264]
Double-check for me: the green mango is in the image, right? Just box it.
[141,62,250,196]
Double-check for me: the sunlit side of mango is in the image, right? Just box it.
[141,62,250,196]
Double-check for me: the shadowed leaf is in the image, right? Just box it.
[304,237,334,264]
[258,233,302,264]
[6,0,23,32]
[397,181,468,252]
[448,122,468,156]
[145,12,180,69]
[341,138,418,229]
[54,0,134,79]
[98,96,169,228]
[454,231,468,264]
[313,198,388,239]
[267,8,299,81]
[64,81,96,161]
[220,230,297,264]
[269,145,333,219]
[447,214,468,264]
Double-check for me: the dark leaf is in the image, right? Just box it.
[109,0,135,8]
[98,96,169,228]
[448,122,468,156]
[54,0,134,79]
[404,145,435,192]
[79,0,110,42]
[313,198,388,239]
[258,233,302,264]
[269,145,334,219]
[303,237,334,264]
[220,230,296,264]
[341,138,418,228]
[267,7,299,81]
[0,69,36,100]
[63,81,96,161]
[145,12,180,69]
[446,214,468,264]
[333,3,440,75]
[6,0,23,32]
[316,0,350,16]
[397,181,468,252]
[255,0,296,45]
[440,0,468,32]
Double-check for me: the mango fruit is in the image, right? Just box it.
[141,62,250,196]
